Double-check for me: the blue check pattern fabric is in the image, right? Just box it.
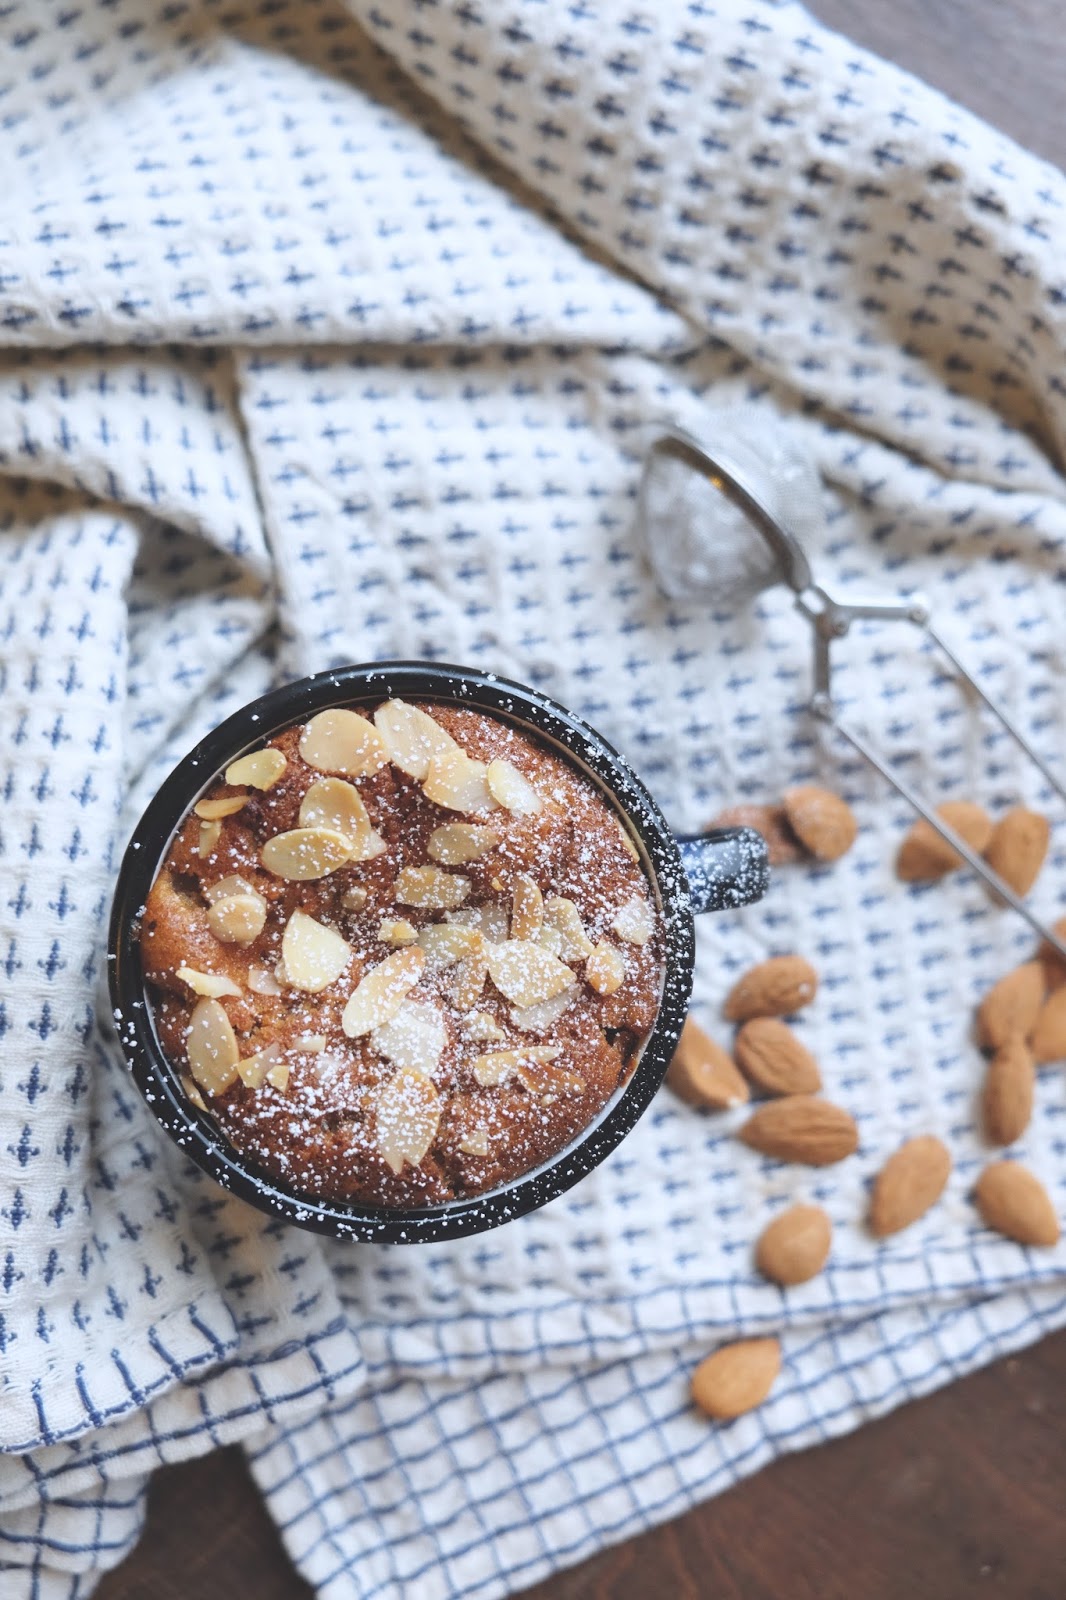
[2,2,1066,1596]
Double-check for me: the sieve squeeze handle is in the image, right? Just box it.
[809,699,1066,963]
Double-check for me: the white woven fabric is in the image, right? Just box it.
[2,2,1066,1596]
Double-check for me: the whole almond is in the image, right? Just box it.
[974,1161,1060,1247]
[705,804,804,867]
[755,1204,832,1285]
[1038,915,1066,992]
[1030,987,1066,1065]
[782,785,858,862]
[723,955,818,1023]
[896,800,994,882]
[739,1097,858,1166]
[975,961,1045,1052]
[983,1037,1035,1145]
[691,1337,781,1420]
[869,1134,951,1237]
[734,1018,822,1097]
[666,1018,749,1111]
[983,806,1050,897]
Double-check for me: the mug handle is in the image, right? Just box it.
[677,826,770,915]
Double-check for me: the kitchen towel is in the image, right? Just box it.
[2,1,1066,1596]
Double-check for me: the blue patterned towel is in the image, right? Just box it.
[2,2,1066,1596]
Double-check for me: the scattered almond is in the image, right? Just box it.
[418,924,484,969]
[463,1011,505,1043]
[611,893,655,946]
[207,892,267,946]
[375,1067,441,1173]
[666,1018,749,1111]
[237,1042,283,1090]
[485,940,576,1008]
[225,748,287,790]
[543,896,595,961]
[896,800,994,882]
[586,942,626,996]
[511,874,544,942]
[181,1073,208,1112]
[203,874,257,904]
[341,884,369,911]
[782,785,858,862]
[734,1018,822,1098]
[471,1044,560,1087]
[194,794,247,820]
[176,966,243,1000]
[974,1160,1059,1247]
[1037,916,1066,992]
[427,822,500,865]
[486,757,543,815]
[371,1000,447,1076]
[281,909,352,993]
[983,1037,1035,1145]
[342,946,425,1036]
[262,826,352,880]
[299,708,388,779]
[983,806,1050,897]
[723,955,818,1023]
[1030,987,1066,1064]
[755,1204,832,1285]
[265,1057,291,1092]
[374,699,460,779]
[515,1055,585,1103]
[198,819,221,858]
[423,748,497,813]
[740,1097,858,1166]
[705,804,804,867]
[299,777,386,860]
[510,988,576,1034]
[378,918,418,946]
[459,1130,490,1157]
[185,997,239,1096]
[393,865,471,910]
[976,961,1045,1052]
[246,965,281,997]
[869,1135,951,1237]
[691,1338,781,1421]
[448,949,489,1012]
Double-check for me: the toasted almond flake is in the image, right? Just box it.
[194,794,248,820]
[417,924,484,969]
[281,909,352,993]
[262,827,352,880]
[463,1010,505,1042]
[614,815,640,863]
[510,988,576,1033]
[225,748,288,790]
[516,1056,585,1102]
[296,1034,328,1054]
[586,942,626,995]
[299,708,388,778]
[427,822,501,865]
[186,998,239,1096]
[181,1074,208,1112]
[341,884,369,910]
[486,757,543,815]
[394,865,471,909]
[203,873,257,905]
[247,964,282,996]
[543,897,595,961]
[266,1058,291,1092]
[176,966,243,1000]
[491,876,505,892]
[423,748,497,813]
[342,946,425,1036]
[449,950,488,1012]
[511,874,544,942]
[459,1130,490,1157]
[371,1000,448,1076]
[485,940,577,1008]
[198,820,221,859]
[611,893,655,946]
[237,1041,282,1089]
[472,1045,561,1087]
[207,892,267,946]
[379,918,418,946]
[374,699,461,779]
[447,904,510,944]
[375,1067,441,1173]
[299,777,386,861]
[537,924,565,958]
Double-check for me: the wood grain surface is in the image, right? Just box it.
[97,3,1066,1597]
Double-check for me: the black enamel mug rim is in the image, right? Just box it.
[108,661,763,1243]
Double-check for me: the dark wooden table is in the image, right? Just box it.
[98,3,1066,1597]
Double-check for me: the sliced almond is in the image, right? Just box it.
[449,950,488,1012]
[186,998,239,1096]
[266,1057,291,1092]
[459,1129,490,1157]
[371,1000,447,1075]
[515,1055,585,1102]
[203,873,258,904]
[511,988,576,1033]
[417,923,485,969]
[375,1067,441,1173]
[299,777,387,861]
[237,1041,283,1089]
[511,874,544,942]
[537,924,565,959]
[447,904,510,943]
[198,819,221,859]
[282,909,352,993]
[342,884,369,910]
[472,1044,561,1087]
[486,758,543,815]
[207,892,267,946]
[543,897,595,961]
[225,748,287,790]
[295,1034,328,1054]
[194,794,248,820]
[299,708,388,778]
[342,946,425,1036]
[247,964,281,996]
[486,940,577,1008]
[394,865,471,910]
[181,1074,208,1112]
[611,893,655,946]
[374,699,460,779]
[262,827,352,881]
[586,942,626,996]
[176,966,243,1000]
[378,918,418,946]
[423,748,497,813]
[427,822,501,865]
[463,1010,505,1042]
